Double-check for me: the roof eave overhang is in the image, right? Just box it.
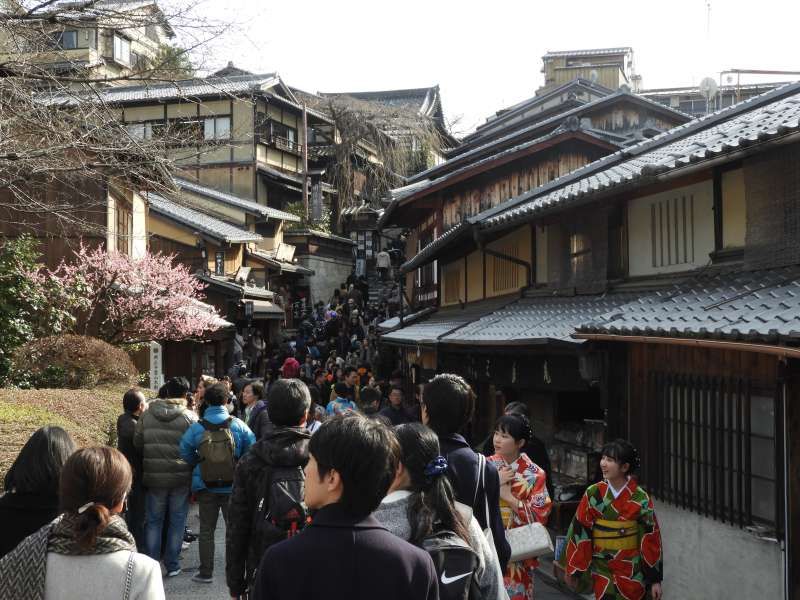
[575,333,800,358]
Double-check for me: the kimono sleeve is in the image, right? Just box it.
[563,489,596,576]
[639,492,664,584]
[511,463,552,526]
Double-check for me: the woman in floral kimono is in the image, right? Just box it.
[488,414,552,600]
[563,439,663,600]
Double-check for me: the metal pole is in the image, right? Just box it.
[302,104,309,222]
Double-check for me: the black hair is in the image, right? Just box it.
[205,382,228,406]
[4,426,77,496]
[601,438,640,474]
[309,413,399,519]
[160,376,190,399]
[422,373,475,435]
[334,382,349,397]
[494,414,533,445]
[267,378,310,426]
[122,388,145,413]
[246,380,265,400]
[504,401,530,418]
[389,386,404,396]
[395,423,470,546]
[343,366,357,377]
[360,386,381,407]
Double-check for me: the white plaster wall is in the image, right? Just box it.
[299,254,352,307]
[131,191,147,259]
[656,501,783,599]
[627,180,715,277]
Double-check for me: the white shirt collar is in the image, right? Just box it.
[381,489,413,504]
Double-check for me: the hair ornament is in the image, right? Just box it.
[77,501,95,514]
[423,455,448,478]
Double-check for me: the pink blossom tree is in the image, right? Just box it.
[47,244,224,344]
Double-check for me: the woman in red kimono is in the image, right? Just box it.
[489,414,552,600]
[563,439,663,600]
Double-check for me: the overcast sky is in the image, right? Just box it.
[183,0,800,136]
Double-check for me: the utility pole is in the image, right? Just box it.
[302,103,309,222]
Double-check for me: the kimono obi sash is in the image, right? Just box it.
[592,519,638,551]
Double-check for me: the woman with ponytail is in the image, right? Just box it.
[0,446,164,600]
[373,422,507,600]
[488,414,552,600]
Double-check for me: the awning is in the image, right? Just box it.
[244,299,285,320]
[379,298,513,346]
[577,264,800,344]
[440,290,644,346]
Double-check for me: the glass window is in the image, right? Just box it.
[126,123,145,140]
[113,35,131,65]
[204,116,231,140]
[53,30,78,49]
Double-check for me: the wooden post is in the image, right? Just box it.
[302,104,309,222]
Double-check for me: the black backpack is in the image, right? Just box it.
[251,464,308,558]
[422,529,481,600]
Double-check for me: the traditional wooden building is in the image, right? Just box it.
[386,81,800,599]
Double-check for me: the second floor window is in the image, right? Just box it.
[214,251,225,276]
[113,34,131,65]
[204,116,231,140]
[53,30,78,50]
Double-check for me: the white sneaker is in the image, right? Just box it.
[181,541,190,551]
[166,569,181,578]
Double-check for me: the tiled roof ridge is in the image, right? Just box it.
[147,192,262,243]
[174,177,300,222]
[471,81,800,227]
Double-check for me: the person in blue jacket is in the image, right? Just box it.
[180,382,255,584]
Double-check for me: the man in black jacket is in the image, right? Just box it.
[226,379,312,598]
[117,388,146,549]
[252,413,438,600]
[422,373,511,570]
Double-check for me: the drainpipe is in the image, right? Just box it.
[473,228,532,288]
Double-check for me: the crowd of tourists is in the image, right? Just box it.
[0,275,663,600]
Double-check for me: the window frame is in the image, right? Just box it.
[113,33,131,66]
[204,116,232,141]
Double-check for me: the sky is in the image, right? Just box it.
[178,0,800,136]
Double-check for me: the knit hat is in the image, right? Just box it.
[280,357,301,378]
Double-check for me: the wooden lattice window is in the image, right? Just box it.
[444,266,461,304]
[491,243,520,292]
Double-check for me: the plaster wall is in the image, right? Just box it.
[655,501,783,599]
[627,180,715,277]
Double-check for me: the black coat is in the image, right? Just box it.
[252,502,438,600]
[116,412,142,482]
[246,400,273,441]
[378,405,412,426]
[439,433,511,570]
[226,427,311,597]
[0,492,60,559]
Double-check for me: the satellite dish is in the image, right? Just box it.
[589,69,599,83]
[699,77,719,100]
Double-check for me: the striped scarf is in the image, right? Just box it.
[0,513,135,600]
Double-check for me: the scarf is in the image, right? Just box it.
[0,513,135,600]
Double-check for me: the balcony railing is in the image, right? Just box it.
[268,135,303,155]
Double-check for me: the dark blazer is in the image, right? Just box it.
[439,433,511,570]
[116,412,142,481]
[0,492,60,559]
[252,502,438,600]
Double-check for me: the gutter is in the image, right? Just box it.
[575,333,800,359]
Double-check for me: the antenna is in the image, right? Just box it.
[706,0,712,37]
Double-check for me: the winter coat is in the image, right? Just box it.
[133,398,197,489]
[373,490,508,600]
[0,492,60,559]
[378,405,412,426]
[439,433,511,571]
[44,550,164,600]
[251,502,438,600]
[179,405,255,494]
[246,400,273,440]
[225,427,311,597]
[116,412,142,482]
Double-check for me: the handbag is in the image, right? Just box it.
[505,501,554,562]
[476,454,495,548]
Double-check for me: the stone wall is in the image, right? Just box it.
[297,253,353,307]
[656,501,784,599]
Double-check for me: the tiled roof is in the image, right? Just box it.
[377,307,436,331]
[197,274,274,299]
[147,194,262,243]
[400,222,471,274]
[248,249,314,276]
[380,298,514,345]
[543,47,632,58]
[404,89,689,185]
[441,291,644,345]
[175,178,300,221]
[44,73,278,105]
[321,87,441,118]
[579,266,800,343]
[481,82,800,231]
[381,126,617,232]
